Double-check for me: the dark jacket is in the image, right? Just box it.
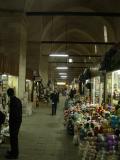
[0,111,5,125]
[9,96,22,125]
[50,92,59,104]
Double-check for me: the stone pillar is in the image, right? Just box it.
[39,53,48,86]
[18,21,27,99]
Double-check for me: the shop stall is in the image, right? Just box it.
[91,76,101,104]
[64,90,120,159]
[106,70,120,105]
[8,75,18,96]
[100,43,120,105]
[79,68,103,104]
[79,69,91,98]
[0,74,33,144]
[26,79,32,101]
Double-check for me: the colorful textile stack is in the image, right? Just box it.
[64,96,120,159]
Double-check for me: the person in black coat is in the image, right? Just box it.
[69,88,76,99]
[6,88,22,159]
[50,89,59,115]
[0,111,5,126]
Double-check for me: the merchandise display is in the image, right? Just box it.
[8,75,18,96]
[64,94,120,159]
[32,77,51,106]
[0,107,9,144]
[91,76,101,104]
[106,70,120,105]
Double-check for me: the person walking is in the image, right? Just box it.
[50,89,59,115]
[6,88,22,159]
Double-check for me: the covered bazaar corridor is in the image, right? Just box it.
[1,1,120,160]
[0,97,80,160]
[0,96,119,160]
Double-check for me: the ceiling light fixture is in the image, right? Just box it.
[56,67,68,70]
[2,74,7,77]
[61,77,67,79]
[59,73,67,75]
[57,82,66,85]
[61,75,67,78]
[68,58,73,63]
[49,54,68,57]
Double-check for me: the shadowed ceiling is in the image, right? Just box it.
[0,0,120,82]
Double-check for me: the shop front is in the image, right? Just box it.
[91,76,101,104]
[106,70,120,105]
[100,44,120,105]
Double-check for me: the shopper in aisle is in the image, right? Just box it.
[0,111,5,126]
[69,88,76,99]
[57,90,60,103]
[50,89,59,115]
[6,88,22,159]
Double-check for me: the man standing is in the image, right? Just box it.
[50,89,59,115]
[6,88,22,159]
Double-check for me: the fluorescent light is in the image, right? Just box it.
[56,67,68,70]
[95,45,97,54]
[49,54,68,57]
[61,78,67,79]
[104,25,108,43]
[2,74,7,77]
[68,58,73,63]
[61,76,67,78]
[59,73,67,75]
[57,82,66,85]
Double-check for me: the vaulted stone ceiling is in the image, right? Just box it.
[0,0,120,82]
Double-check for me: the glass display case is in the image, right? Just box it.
[91,76,100,104]
[100,82,104,104]
[106,70,120,105]
[106,72,112,104]
[8,75,18,96]
[112,70,120,104]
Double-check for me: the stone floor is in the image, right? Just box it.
[0,97,80,160]
[0,97,119,160]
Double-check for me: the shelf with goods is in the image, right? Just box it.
[21,79,33,116]
[63,91,120,159]
[100,44,120,106]
[106,70,120,106]
[0,74,19,144]
[91,76,101,105]
[32,75,51,109]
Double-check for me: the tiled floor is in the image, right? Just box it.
[0,97,119,160]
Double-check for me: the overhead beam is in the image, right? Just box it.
[41,41,115,45]
[52,71,83,74]
[49,61,96,64]
[54,66,89,69]
[26,11,120,17]
[43,54,102,57]
[0,9,23,13]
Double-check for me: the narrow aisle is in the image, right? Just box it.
[19,96,80,160]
